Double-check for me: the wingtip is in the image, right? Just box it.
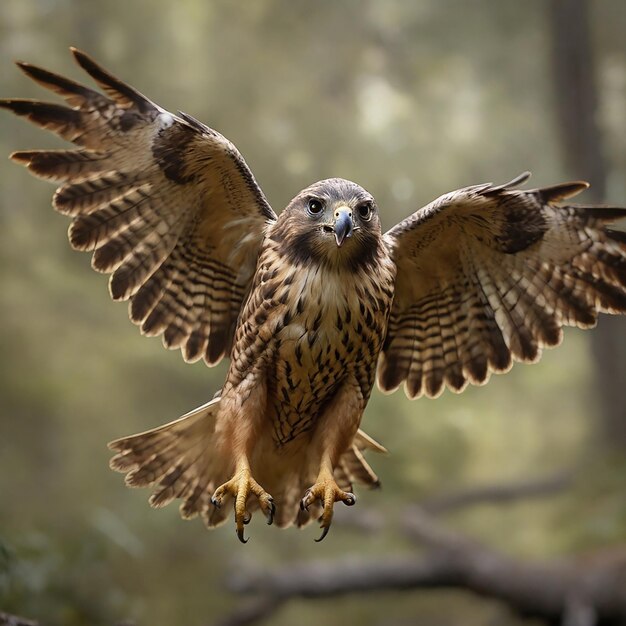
[0,99,24,112]
[70,46,92,68]
[67,47,154,112]
[107,438,125,452]
[540,180,590,202]
[564,180,591,190]
[9,151,31,164]
[70,47,105,77]
[14,60,36,76]
[484,171,532,195]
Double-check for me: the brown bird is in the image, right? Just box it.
[2,49,626,542]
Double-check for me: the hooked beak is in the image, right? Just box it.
[333,206,354,247]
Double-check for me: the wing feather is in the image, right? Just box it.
[1,49,277,366]
[379,173,626,399]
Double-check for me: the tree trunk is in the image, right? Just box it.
[548,0,626,447]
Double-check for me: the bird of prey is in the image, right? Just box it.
[2,49,626,542]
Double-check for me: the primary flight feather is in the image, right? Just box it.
[2,49,625,542]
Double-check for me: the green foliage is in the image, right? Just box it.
[0,530,124,626]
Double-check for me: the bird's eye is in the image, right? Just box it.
[307,198,324,216]
[357,202,373,221]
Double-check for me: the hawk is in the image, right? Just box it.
[2,49,626,542]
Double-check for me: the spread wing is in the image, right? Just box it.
[0,48,277,366]
[378,172,626,399]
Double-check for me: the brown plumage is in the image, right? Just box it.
[2,49,626,542]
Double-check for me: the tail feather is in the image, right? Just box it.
[336,427,386,490]
[108,397,229,527]
[203,503,230,527]
[341,445,381,489]
[354,428,388,454]
[109,408,387,531]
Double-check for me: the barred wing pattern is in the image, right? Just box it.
[378,173,626,399]
[0,49,276,365]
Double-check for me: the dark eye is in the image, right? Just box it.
[357,202,373,221]
[307,198,324,216]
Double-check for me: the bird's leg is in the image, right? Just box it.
[211,462,275,543]
[211,456,275,543]
[300,453,356,542]
[300,382,362,541]
[211,386,275,543]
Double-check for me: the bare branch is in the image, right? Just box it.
[214,511,626,626]
[331,469,574,534]
[417,470,574,516]
[211,596,281,626]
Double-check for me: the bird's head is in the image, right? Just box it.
[274,178,383,270]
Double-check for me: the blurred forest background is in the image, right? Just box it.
[0,1,625,625]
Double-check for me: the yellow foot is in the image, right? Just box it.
[211,468,275,543]
[300,479,356,542]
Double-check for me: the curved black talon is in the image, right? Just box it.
[343,493,356,506]
[236,527,249,544]
[315,525,330,543]
[266,500,276,525]
[300,490,312,511]
[210,496,220,508]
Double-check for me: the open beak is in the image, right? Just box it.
[333,206,354,247]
